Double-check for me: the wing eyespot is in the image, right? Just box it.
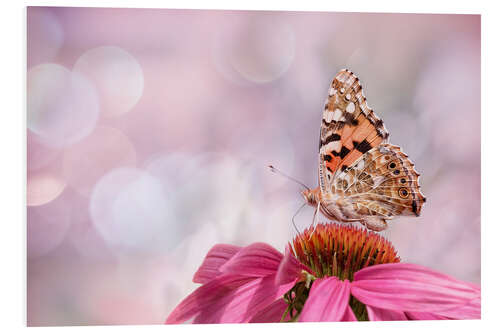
[398,188,409,198]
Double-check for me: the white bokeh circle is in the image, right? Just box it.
[73,46,144,117]
[27,64,100,148]
[90,167,177,252]
[145,152,255,242]
[213,16,295,84]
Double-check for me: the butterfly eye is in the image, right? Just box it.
[400,178,407,184]
[388,162,396,169]
[393,169,400,175]
[398,188,409,198]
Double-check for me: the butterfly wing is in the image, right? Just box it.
[317,70,425,230]
[318,69,388,197]
[335,143,426,219]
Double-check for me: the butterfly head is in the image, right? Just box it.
[302,187,320,207]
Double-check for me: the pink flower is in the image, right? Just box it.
[166,223,480,323]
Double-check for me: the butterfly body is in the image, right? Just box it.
[306,69,426,231]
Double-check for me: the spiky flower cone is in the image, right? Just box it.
[284,223,400,321]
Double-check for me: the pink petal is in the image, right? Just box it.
[366,306,408,321]
[193,275,295,323]
[249,298,291,323]
[166,274,254,324]
[299,277,351,322]
[405,311,450,320]
[434,296,481,319]
[192,244,242,284]
[351,263,480,318]
[341,306,358,321]
[220,242,284,277]
[275,245,313,285]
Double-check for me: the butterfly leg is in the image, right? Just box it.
[308,201,321,239]
[291,203,306,235]
[360,216,388,232]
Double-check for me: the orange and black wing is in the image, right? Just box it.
[318,69,389,196]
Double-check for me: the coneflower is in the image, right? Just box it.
[166,223,480,323]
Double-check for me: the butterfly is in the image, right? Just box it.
[301,69,426,231]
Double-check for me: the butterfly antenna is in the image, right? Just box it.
[268,165,310,191]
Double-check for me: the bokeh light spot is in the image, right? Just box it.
[27,63,100,148]
[214,16,295,84]
[27,172,66,207]
[73,46,144,117]
[90,168,177,252]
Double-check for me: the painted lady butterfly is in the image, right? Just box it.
[302,69,426,231]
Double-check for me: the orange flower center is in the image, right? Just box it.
[291,223,400,281]
[282,223,400,322]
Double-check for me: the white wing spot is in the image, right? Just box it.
[346,93,351,100]
[355,159,365,170]
[332,109,343,121]
[323,111,333,122]
[346,102,355,113]
[322,141,341,154]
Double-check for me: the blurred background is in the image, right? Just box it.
[27,7,480,326]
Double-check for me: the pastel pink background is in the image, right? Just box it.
[27,7,480,326]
